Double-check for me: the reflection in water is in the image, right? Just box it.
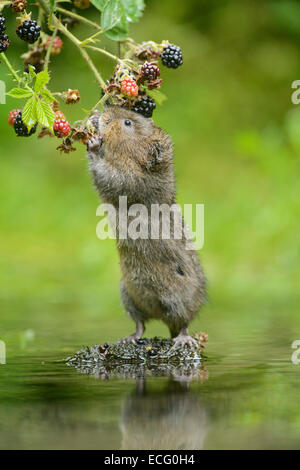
[71,348,210,449]
[120,376,209,450]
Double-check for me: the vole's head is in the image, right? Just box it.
[90,106,173,173]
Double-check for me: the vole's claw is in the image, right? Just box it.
[87,134,102,152]
[118,334,141,344]
[172,334,199,350]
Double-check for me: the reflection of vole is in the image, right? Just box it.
[120,379,208,450]
[87,106,206,346]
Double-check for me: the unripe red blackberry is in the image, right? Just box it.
[0,14,6,35]
[8,109,21,127]
[53,118,71,138]
[0,34,9,52]
[161,44,183,69]
[55,110,66,120]
[132,96,156,118]
[121,78,139,97]
[14,111,37,137]
[16,20,41,44]
[140,63,160,81]
[45,36,63,55]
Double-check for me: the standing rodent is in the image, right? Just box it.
[87,106,206,347]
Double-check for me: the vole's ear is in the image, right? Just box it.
[149,141,163,166]
[146,127,173,169]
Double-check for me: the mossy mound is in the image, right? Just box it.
[66,336,207,379]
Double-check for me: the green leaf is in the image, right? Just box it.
[90,0,108,11]
[36,100,56,130]
[34,70,50,93]
[22,97,37,130]
[40,88,56,104]
[147,89,167,105]
[101,0,128,41]
[121,0,144,22]
[7,87,34,99]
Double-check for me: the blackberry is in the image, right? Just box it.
[121,78,139,97]
[132,96,156,118]
[16,20,41,44]
[0,34,9,53]
[14,111,37,137]
[161,44,183,69]
[0,14,6,36]
[140,62,160,81]
[53,118,71,138]
[8,109,20,126]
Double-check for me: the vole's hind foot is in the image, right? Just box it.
[172,328,199,350]
[118,333,142,344]
[118,320,145,344]
[87,134,102,152]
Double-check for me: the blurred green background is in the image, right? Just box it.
[1,0,300,449]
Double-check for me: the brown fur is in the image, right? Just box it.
[87,106,206,340]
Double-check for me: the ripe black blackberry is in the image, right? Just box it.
[14,111,37,137]
[161,44,183,69]
[132,96,156,118]
[0,34,9,53]
[16,20,41,44]
[140,62,160,81]
[0,14,6,36]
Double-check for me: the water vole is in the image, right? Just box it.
[87,106,206,347]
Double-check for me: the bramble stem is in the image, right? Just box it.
[83,44,120,62]
[38,0,106,89]
[0,53,21,83]
[56,6,102,31]
[44,27,58,70]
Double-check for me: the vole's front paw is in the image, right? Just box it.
[87,133,102,152]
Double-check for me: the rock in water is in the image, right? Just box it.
[66,335,208,380]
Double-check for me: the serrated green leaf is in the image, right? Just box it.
[7,87,34,99]
[34,70,50,93]
[147,89,167,105]
[90,0,108,11]
[36,100,56,130]
[22,97,37,130]
[121,0,144,22]
[40,88,56,104]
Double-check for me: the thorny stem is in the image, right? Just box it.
[83,44,120,62]
[83,44,136,70]
[56,6,102,31]
[80,93,110,127]
[38,0,106,89]
[0,53,22,83]
[44,26,58,70]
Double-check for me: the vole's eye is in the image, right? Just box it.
[124,119,132,127]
